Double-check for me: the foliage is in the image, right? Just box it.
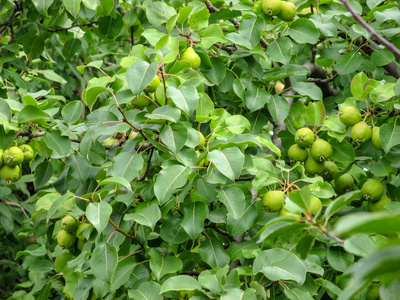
[1,0,400,299]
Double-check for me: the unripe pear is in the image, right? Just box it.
[19,144,35,163]
[335,173,354,194]
[323,161,339,180]
[181,47,201,70]
[368,195,391,212]
[339,106,361,126]
[131,95,151,108]
[253,1,264,15]
[263,190,285,212]
[0,149,3,167]
[288,144,308,162]
[295,127,314,148]
[77,239,86,250]
[262,0,282,16]
[3,147,24,166]
[57,230,76,249]
[278,1,296,21]
[309,196,322,215]
[76,222,91,240]
[279,207,301,218]
[304,156,324,176]
[0,164,21,183]
[361,179,384,201]
[371,127,383,151]
[145,75,160,93]
[351,122,372,143]
[310,139,332,162]
[195,131,205,150]
[62,215,79,233]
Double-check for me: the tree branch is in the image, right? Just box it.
[339,0,400,58]
[48,21,97,33]
[109,218,145,249]
[0,0,23,44]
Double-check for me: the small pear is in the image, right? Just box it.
[181,47,201,70]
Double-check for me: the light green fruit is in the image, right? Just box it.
[195,150,208,167]
[263,190,285,212]
[131,95,151,108]
[362,179,384,201]
[195,131,205,150]
[145,75,160,93]
[178,290,195,300]
[57,230,76,249]
[146,101,158,113]
[295,127,314,148]
[366,282,380,300]
[3,147,24,166]
[0,165,21,183]
[76,222,91,240]
[310,139,332,162]
[62,215,79,233]
[278,1,296,21]
[54,252,74,273]
[368,195,391,212]
[262,0,282,16]
[288,144,308,162]
[155,84,166,105]
[279,207,301,218]
[323,161,339,180]
[101,137,118,146]
[19,144,34,163]
[339,106,361,126]
[253,1,264,14]
[351,122,372,143]
[309,196,322,215]
[335,173,354,194]
[371,127,383,151]
[77,239,86,251]
[181,47,201,70]
[304,156,325,176]
[0,149,3,167]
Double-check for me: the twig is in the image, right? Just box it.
[109,218,145,249]
[205,223,233,240]
[48,21,97,33]
[307,73,338,83]
[4,201,32,225]
[339,0,400,58]
[0,0,23,44]
[138,147,154,182]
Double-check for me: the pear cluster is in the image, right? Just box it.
[56,215,91,251]
[254,0,297,22]
[130,75,161,113]
[0,144,34,184]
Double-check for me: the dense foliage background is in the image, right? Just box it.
[1,0,400,299]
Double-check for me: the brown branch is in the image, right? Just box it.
[109,218,144,249]
[138,147,154,182]
[0,0,23,44]
[4,201,32,224]
[48,21,97,33]
[339,0,400,58]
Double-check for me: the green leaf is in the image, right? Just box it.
[331,139,355,163]
[207,148,244,181]
[98,15,123,39]
[160,123,188,153]
[86,201,112,234]
[160,275,202,293]
[266,37,293,64]
[127,61,158,96]
[221,288,257,300]
[371,49,395,67]
[253,248,307,285]
[293,82,323,101]
[325,191,362,220]
[96,0,113,16]
[327,246,354,272]
[288,19,320,44]
[83,86,110,111]
[335,52,363,75]
[108,152,144,181]
[314,278,342,296]
[188,5,209,30]
[91,243,118,283]
[63,0,81,17]
[0,101,12,122]
[239,16,265,48]
[34,161,53,189]
[181,202,208,239]
[62,38,82,60]
[296,235,317,260]
[154,165,191,204]
[245,83,271,112]
[333,212,400,236]
[380,122,400,153]
[202,57,226,85]
[18,105,49,125]
[146,105,181,123]
[61,100,82,124]
[224,115,251,134]
[198,266,228,293]
[124,203,161,230]
[267,95,290,123]
[110,258,137,291]
[226,204,258,236]
[146,2,177,26]
[166,85,199,116]
[43,130,72,156]
[129,282,163,300]
[149,248,183,281]
[98,177,133,193]
[201,24,226,49]
[32,0,54,15]
[350,72,369,100]
[199,239,230,268]
[217,186,246,220]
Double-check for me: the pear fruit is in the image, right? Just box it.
[368,195,391,212]
[181,47,201,70]
[288,144,308,162]
[304,156,324,176]
[295,127,314,148]
[19,144,35,163]
[335,173,354,194]
[351,122,372,143]
[263,190,285,212]
[196,131,205,150]
[262,0,282,16]
[278,1,296,21]
[76,222,91,240]
[57,230,76,249]
[145,76,160,93]
[279,207,301,218]
[323,161,339,180]
[3,147,24,166]
[362,179,384,201]
[0,165,21,183]
[62,215,79,233]
[339,106,361,126]
[131,95,151,108]
[310,139,332,162]
[371,127,383,151]
[0,149,3,167]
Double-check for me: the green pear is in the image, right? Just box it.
[181,47,201,70]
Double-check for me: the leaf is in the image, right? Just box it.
[160,123,188,153]
[253,248,307,285]
[18,105,49,124]
[327,246,354,272]
[325,191,362,220]
[160,275,202,293]
[124,203,161,230]
[181,202,208,239]
[129,282,163,300]
[91,243,118,283]
[267,95,290,123]
[314,279,342,296]
[43,130,72,156]
[296,235,317,260]
[154,165,191,204]
[380,122,400,153]
[199,239,230,268]
[207,148,244,181]
[108,152,144,181]
[63,0,81,18]
[217,186,246,220]
[61,100,83,124]
[335,52,363,75]
[86,201,112,234]
[145,105,181,123]
[239,16,265,48]
[332,212,400,236]
[350,72,369,100]
[202,57,226,85]
[293,82,323,101]
[245,83,271,112]
[266,37,293,64]
[97,0,113,16]
[110,258,137,291]
[126,61,158,96]
[34,161,53,189]
[98,177,133,193]
[149,248,183,281]
[201,24,226,49]
[288,19,320,44]
[83,86,110,111]
[198,266,228,293]
[166,85,199,116]
[32,0,54,15]
[145,2,177,26]
[98,15,123,39]
[226,204,258,236]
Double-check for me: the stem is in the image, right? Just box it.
[109,218,145,249]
